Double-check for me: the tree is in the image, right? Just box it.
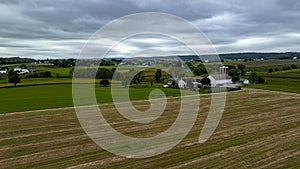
[291,64,298,69]
[192,64,207,76]
[268,68,273,73]
[237,64,246,75]
[132,71,143,84]
[154,69,162,82]
[257,76,265,84]
[228,69,238,77]
[20,64,27,69]
[231,76,240,83]
[248,72,265,84]
[100,79,110,87]
[200,77,211,86]
[224,65,236,70]
[120,72,130,88]
[69,67,74,76]
[8,70,21,86]
[248,72,258,84]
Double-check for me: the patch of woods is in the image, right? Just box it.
[268,64,300,73]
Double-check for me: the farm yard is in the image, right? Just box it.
[0,58,300,168]
[0,90,299,168]
[1,0,300,167]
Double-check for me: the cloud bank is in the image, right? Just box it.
[0,0,300,58]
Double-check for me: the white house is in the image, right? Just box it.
[13,67,29,74]
[293,57,298,60]
[178,79,187,88]
[239,79,250,84]
[19,69,29,74]
[0,68,7,74]
[13,67,22,72]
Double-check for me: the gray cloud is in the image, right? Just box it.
[0,0,299,58]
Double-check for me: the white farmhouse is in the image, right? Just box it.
[19,69,29,74]
[0,68,8,74]
[13,67,22,72]
[178,79,187,88]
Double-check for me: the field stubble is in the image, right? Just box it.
[0,90,299,168]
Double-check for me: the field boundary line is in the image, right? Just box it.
[242,87,300,96]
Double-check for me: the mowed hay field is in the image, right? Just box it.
[0,90,299,168]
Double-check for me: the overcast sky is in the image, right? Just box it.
[1,0,300,58]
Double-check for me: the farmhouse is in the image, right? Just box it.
[239,79,250,84]
[13,66,29,74]
[163,77,200,89]
[19,69,30,74]
[0,67,8,74]
[13,67,22,72]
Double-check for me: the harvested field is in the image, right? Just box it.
[0,90,299,168]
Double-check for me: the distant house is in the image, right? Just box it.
[163,78,177,88]
[19,69,29,74]
[14,66,29,74]
[13,67,22,72]
[178,79,187,88]
[239,79,250,84]
[163,77,199,89]
[293,57,298,60]
[0,67,8,74]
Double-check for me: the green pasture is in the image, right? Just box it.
[0,84,201,113]
[226,59,300,72]
[263,68,300,77]
[245,77,300,94]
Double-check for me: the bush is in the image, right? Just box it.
[248,72,265,84]
[100,79,110,87]
[26,73,38,78]
[282,66,291,70]
[26,71,52,78]
[258,76,265,83]
[268,68,273,73]
[231,76,240,83]
[291,64,298,69]
[38,71,52,77]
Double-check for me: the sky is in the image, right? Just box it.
[0,0,300,58]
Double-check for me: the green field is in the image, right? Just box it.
[0,84,200,113]
[244,68,300,93]
[0,90,299,168]
[262,68,300,77]
[226,59,300,72]
[245,78,300,94]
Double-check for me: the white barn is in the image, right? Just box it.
[208,74,232,87]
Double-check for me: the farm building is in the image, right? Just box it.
[13,67,22,72]
[208,74,232,87]
[13,66,29,74]
[163,77,200,89]
[0,67,8,74]
[239,79,250,84]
